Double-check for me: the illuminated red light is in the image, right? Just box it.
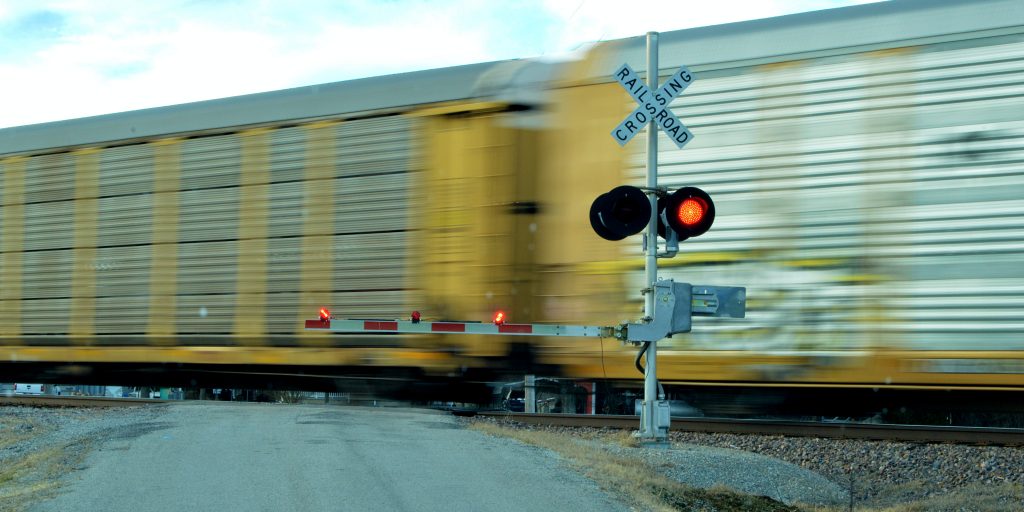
[319,307,331,322]
[677,198,707,227]
[493,311,506,325]
[660,187,715,240]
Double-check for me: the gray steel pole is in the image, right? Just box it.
[525,374,536,413]
[642,31,660,441]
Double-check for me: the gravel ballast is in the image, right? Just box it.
[669,429,1024,507]
[470,416,1024,510]
[0,405,169,511]
[607,442,848,506]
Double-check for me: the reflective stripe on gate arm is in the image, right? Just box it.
[305,319,609,338]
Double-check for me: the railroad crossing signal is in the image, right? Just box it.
[590,185,716,244]
[611,63,694,149]
[604,40,737,444]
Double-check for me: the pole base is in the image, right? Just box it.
[637,440,672,449]
[633,429,670,448]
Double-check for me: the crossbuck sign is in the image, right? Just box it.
[610,63,695,149]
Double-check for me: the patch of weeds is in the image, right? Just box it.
[865,479,930,507]
[0,440,91,512]
[472,421,801,512]
[652,479,800,512]
[0,417,49,450]
[604,429,641,448]
[806,481,1023,512]
[870,482,1024,512]
[0,447,65,511]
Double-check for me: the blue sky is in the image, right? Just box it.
[0,0,881,129]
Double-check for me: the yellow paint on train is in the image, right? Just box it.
[417,108,542,357]
[69,148,101,345]
[0,346,463,373]
[148,139,181,343]
[575,252,751,274]
[235,128,271,343]
[0,157,25,340]
[295,121,339,346]
[756,60,804,72]
[410,101,509,117]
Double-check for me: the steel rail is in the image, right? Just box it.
[475,412,1024,446]
[0,395,166,407]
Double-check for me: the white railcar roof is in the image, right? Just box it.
[2,0,1021,155]
[0,60,505,155]
[578,0,1024,82]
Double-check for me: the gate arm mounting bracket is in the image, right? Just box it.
[622,280,745,343]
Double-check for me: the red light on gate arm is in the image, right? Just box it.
[411,311,421,323]
[493,311,506,325]
[319,307,331,322]
[677,197,707,227]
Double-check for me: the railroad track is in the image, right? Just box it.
[0,395,166,408]
[474,412,1024,446]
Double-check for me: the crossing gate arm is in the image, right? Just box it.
[304,319,616,338]
[305,280,742,341]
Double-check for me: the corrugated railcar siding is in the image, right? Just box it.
[1,114,418,346]
[627,39,1024,351]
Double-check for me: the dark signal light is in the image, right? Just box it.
[589,186,652,241]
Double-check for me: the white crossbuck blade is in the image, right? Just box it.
[610,63,695,149]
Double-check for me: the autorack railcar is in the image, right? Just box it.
[1,0,1022,404]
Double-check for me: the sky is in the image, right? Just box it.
[0,0,882,129]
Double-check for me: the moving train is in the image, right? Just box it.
[2,0,1023,412]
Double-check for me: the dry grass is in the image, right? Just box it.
[471,421,800,512]
[804,480,1024,512]
[605,428,642,448]
[0,446,68,511]
[0,417,86,512]
[0,418,47,450]
[870,482,1024,512]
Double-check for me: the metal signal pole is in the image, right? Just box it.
[640,31,667,444]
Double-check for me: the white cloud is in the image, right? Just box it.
[543,0,884,50]
[0,0,882,129]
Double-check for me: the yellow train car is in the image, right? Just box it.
[1,0,1023,404]
[0,62,554,394]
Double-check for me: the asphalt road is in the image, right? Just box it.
[32,402,626,512]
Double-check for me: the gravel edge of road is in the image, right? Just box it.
[465,416,1024,511]
[0,406,170,512]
